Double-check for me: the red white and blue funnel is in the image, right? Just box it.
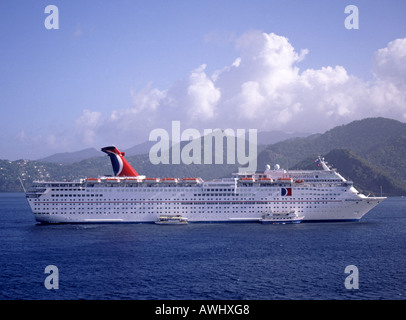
[101,146,139,177]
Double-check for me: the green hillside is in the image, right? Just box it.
[1,117,406,195]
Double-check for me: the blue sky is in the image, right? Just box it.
[1,0,406,160]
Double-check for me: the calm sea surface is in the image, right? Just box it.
[0,193,405,300]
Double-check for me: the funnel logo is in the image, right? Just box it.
[281,187,292,196]
[101,146,139,177]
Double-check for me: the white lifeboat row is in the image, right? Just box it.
[237,176,305,184]
[84,176,304,185]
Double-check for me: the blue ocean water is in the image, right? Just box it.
[0,193,405,300]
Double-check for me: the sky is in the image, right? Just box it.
[1,0,406,160]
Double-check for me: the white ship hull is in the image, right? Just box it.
[25,147,386,224]
[27,181,385,224]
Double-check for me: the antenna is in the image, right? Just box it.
[18,176,26,193]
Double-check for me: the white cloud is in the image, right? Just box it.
[59,32,406,151]
[186,64,221,120]
[373,38,406,87]
[74,109,102,145]
[130,83,166,114]
[212,31,362,131]
[215,31,406,131]
[237,81,265,119]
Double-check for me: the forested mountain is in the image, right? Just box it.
[37,148,100,164]
[1,117,405,196]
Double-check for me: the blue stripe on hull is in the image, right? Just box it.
[302,219,360,223]
[260,221,302,224]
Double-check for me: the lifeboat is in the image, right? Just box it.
[105,177,120,182]
[239,177,255,182]
[86,178,101,183]
[278,178,293,183]
[144,178,160,183]
[125,177,142,183]
[258,177,273,183]
[163,178,178,183]
[182,178,198,183]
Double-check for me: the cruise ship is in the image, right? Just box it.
[25,146,386,224]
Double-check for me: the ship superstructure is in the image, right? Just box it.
[25,146,386,224]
